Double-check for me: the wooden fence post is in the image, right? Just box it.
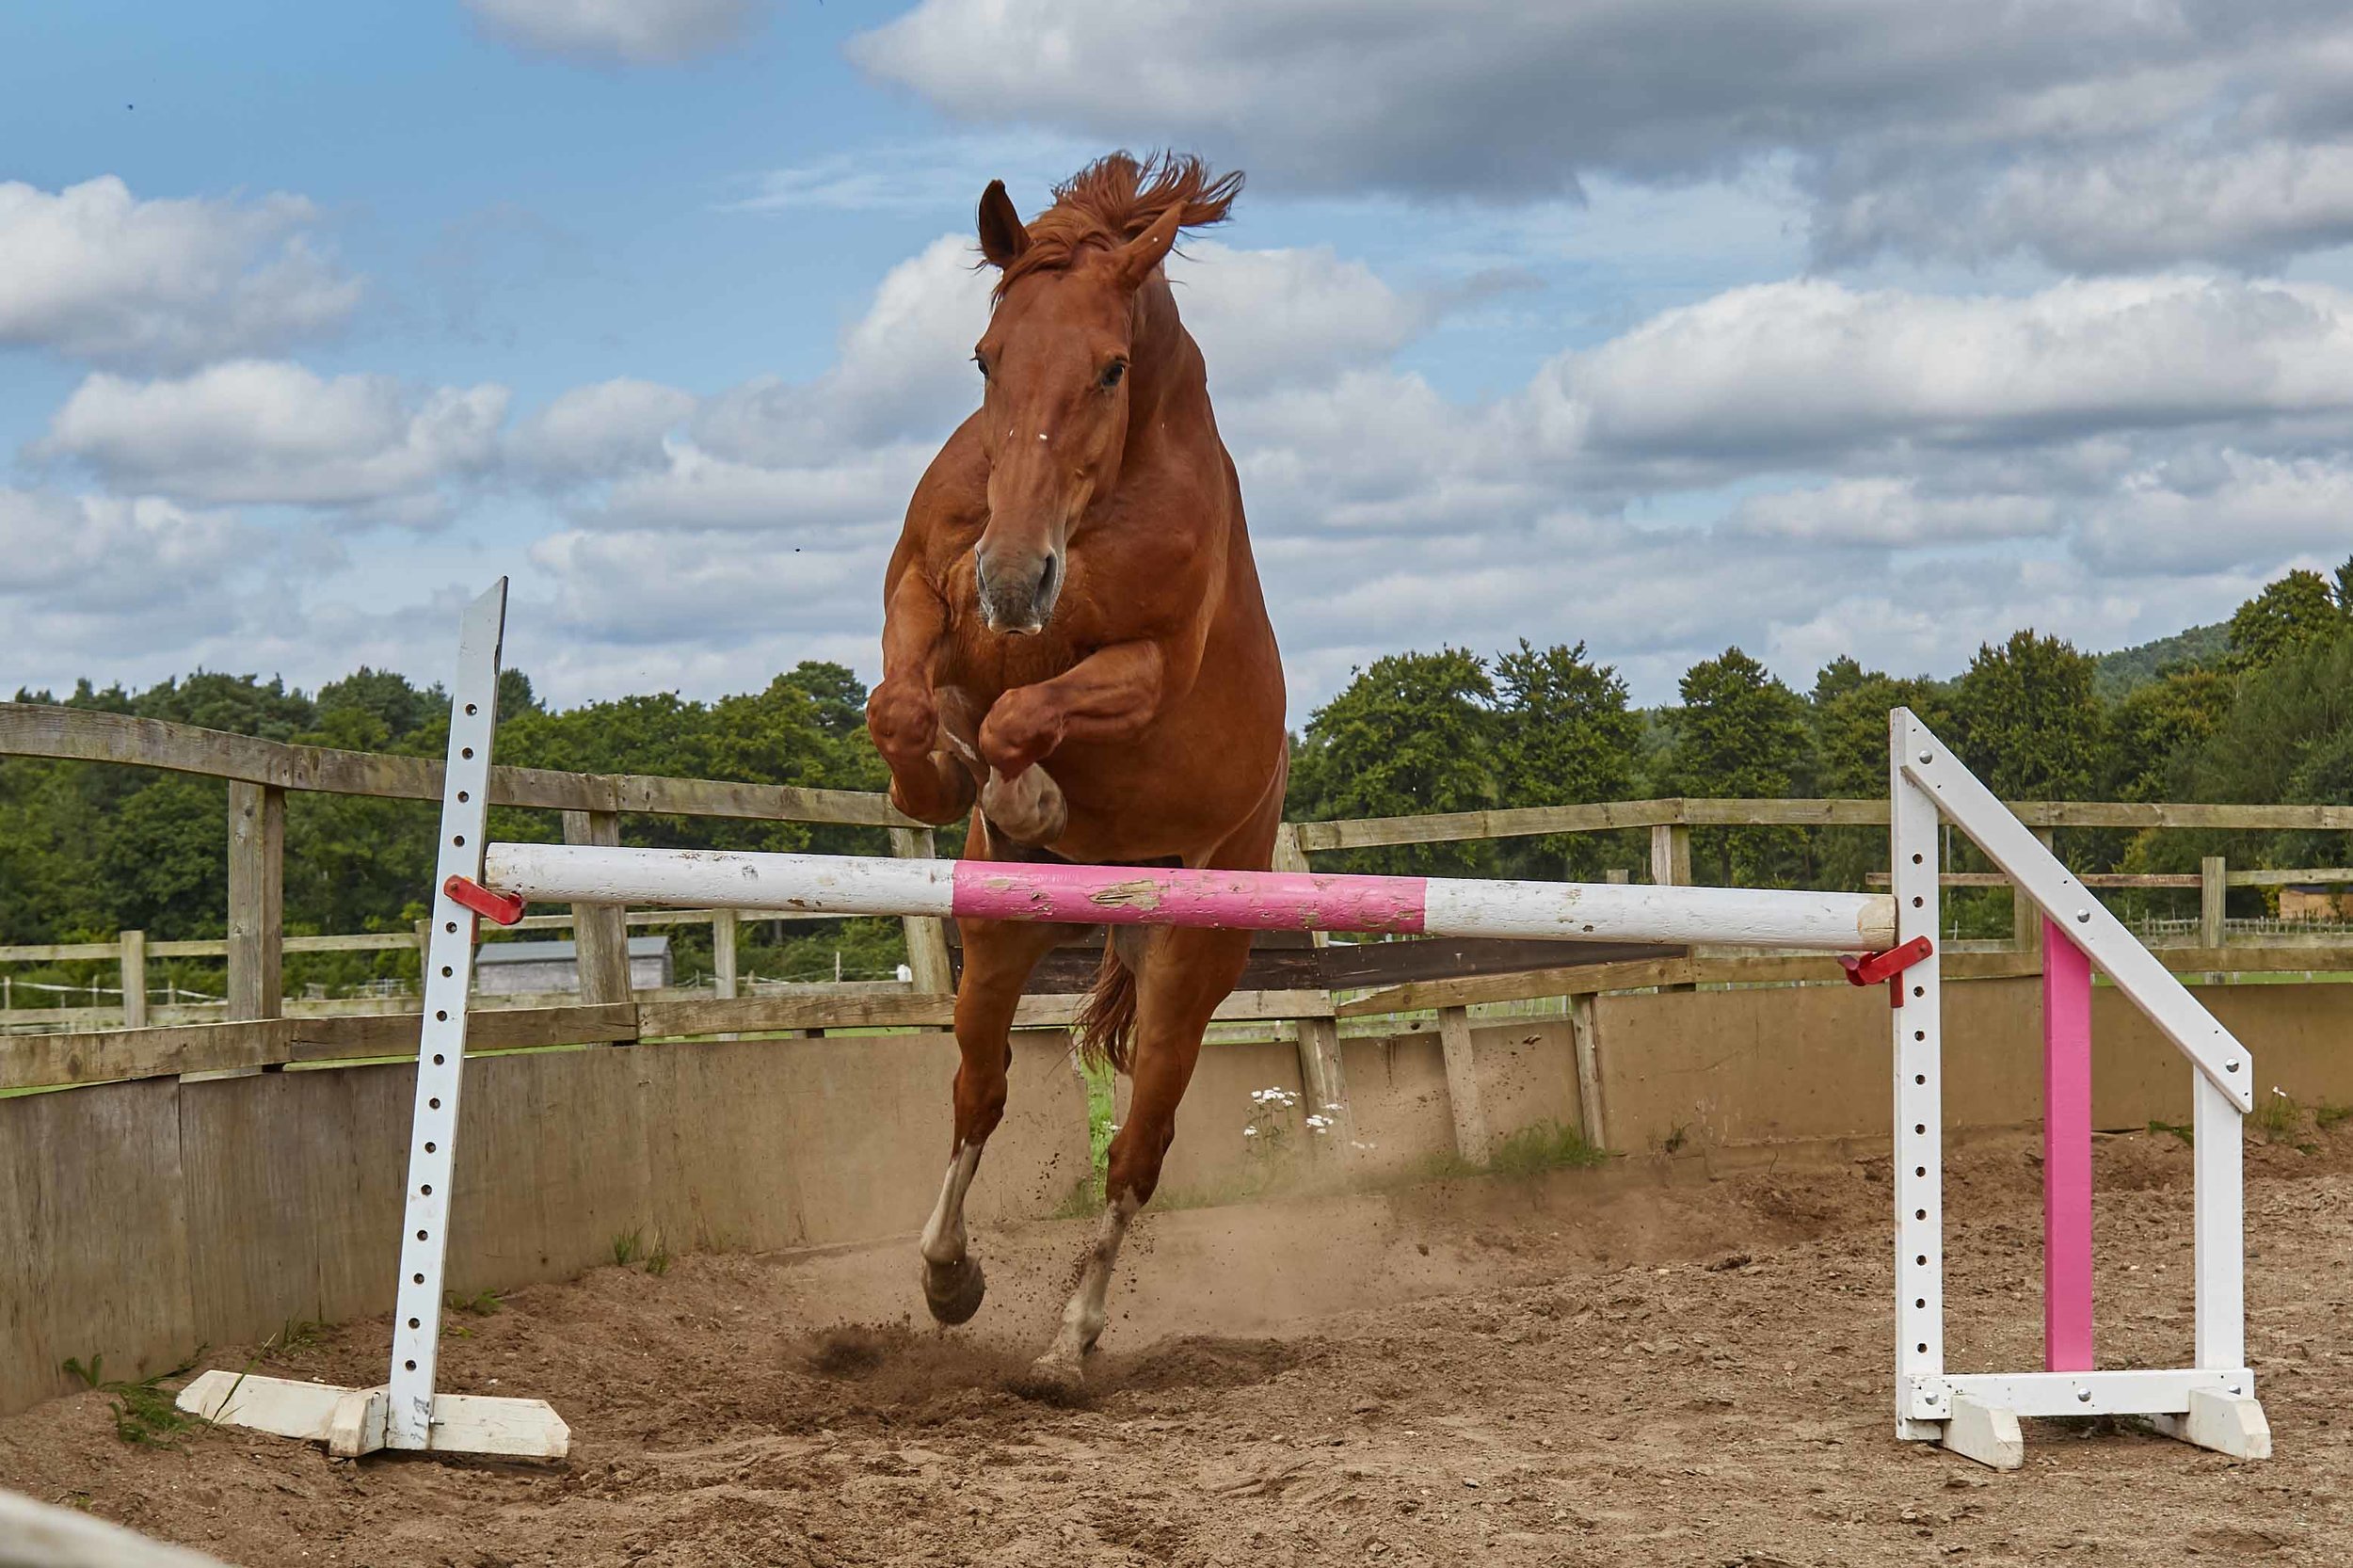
[1570,992,1607,1150]
[1649,822,1691,888]
[2200,856,2227,949]
[2013,828,2056,957]
[227,782,284,1023]
[888,827,956,997]
[561,809,632,1016]
[1273,823,1354,1153]
[712,909,738,1000]
[1650,822,1694,993]
[119,929,147,1031]
[2200,855,2228,985]
[1436,1005,1492,1165]
[711,907,739,1042]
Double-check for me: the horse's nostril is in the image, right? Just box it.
[1036,554,1058,600]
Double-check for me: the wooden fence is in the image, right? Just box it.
[6,698,2353,1142]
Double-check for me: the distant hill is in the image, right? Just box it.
[2095,622,2229,699]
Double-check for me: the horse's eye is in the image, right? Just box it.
[1100,359,1127,390]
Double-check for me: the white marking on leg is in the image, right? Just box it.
[1037,1192,1140,1374]
[920,1143,984,1269]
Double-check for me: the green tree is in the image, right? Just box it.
[2225,568,2342,674]
[1948,631,2104,799]
[2173,627,2353,870]
[2105,666,2232,803]
[1492,640,1640,879]
[1289,648,1498,876]
[1660,648,1810,887]
[1807,658,1945,889]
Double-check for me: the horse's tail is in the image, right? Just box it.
[1073,937,1138,1075]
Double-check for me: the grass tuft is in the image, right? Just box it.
[2149,1118,2194,1148]
[611,1228,643,1268]
[65,1352,200,1448]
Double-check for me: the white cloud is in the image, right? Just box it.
[1728,479,2060,546]
[506,377,695,484]
[1173,242,1433,397]
[1534,275,2353,469]
[598,441,931,532]
[465,0,759,64]
[0,177,359,369]
[2079,448,2353,574]
[0,488,248,603]
[851,0,2353,272]
[40,360,508,514]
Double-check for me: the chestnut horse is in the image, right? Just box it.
[865,153,1287,1385]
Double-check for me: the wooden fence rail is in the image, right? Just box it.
[8,699,2353,1109]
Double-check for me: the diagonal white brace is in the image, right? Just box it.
[1893,708,2253,1112]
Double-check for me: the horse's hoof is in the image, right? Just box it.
[923,1255,986,1325]
[1023,1350,1086,1400]
[982,767,1067,847]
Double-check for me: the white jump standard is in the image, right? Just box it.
[179,580,2272,1468]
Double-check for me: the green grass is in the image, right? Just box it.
[444,1287,503,1317]
[65,1352,200,1448]
[2254,1090,2303,1144]
[1051,1059,1118,1218]
[272,1317,325,1353]
[610,1228,644,1268]
[2316,1102,2352,1131]
[647,1237,672,1276]
[1415,1118,1611,1182]
[2150,1118,2194,1147]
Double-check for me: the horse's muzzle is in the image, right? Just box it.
[975,546,1062,636]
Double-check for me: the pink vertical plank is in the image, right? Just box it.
[2042,917,2096,1372]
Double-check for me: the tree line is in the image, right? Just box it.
[3,558,2349,991]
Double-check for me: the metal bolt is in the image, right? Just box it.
[2076,1388,2092,1403]
[2074,908,2091,923]
[2227,1060,2240,1073]
[1916,750,1933,764]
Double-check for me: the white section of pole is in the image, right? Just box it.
[486,842,957,919]
[1421,876,1893,951]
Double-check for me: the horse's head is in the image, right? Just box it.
[965,179,1184,636]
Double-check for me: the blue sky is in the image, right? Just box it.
[8,1,2353,720]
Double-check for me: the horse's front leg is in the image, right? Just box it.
[977,641,1166,847]
[920,916,1073,1323]
[1031,921,1252,1387]
[867,577,978,826]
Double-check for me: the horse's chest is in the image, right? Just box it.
[937,614,1081,699]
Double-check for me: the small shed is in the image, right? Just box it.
[2279,886,2353,922]
[473,936,672,996]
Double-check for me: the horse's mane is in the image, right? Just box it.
[992,152,1242,300]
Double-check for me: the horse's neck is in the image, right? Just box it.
[1124,278,1205,449]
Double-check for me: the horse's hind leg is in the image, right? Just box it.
[1032,921,1251,1385]
[920,914,1071,1324]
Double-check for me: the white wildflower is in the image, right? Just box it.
[1243,1126,1259,1138]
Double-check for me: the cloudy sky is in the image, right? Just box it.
[8,1,2353,719]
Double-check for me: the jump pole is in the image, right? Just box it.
[175,581,2271,1469]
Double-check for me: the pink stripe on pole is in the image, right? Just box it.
[951,860,1428,935]
[2043,917,2096,1372]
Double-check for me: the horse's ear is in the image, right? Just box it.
[1115,204,1185,290]
[977,180,1030,268]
